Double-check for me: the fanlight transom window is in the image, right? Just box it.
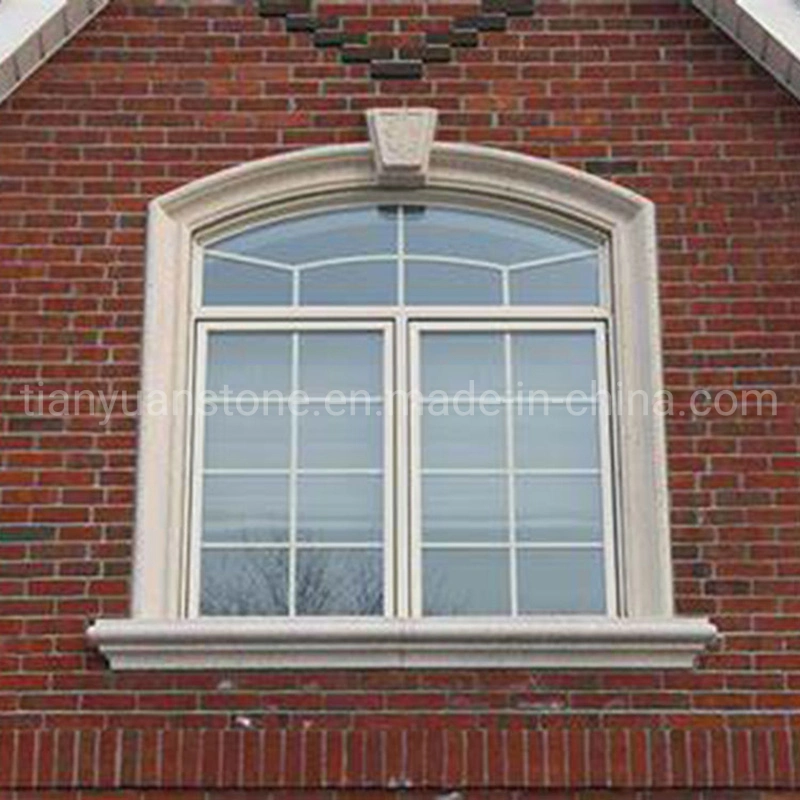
[191,202,616,619]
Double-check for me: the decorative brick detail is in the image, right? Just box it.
[258,0,536,78]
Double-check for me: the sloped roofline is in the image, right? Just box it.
[0,0,110,106]
[0,0,799,107]
[693,0,800,101]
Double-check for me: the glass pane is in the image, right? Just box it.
[299,332,382,398]
[514,405,600,470]
[300,260,397,305]
[201,549,288,616]
[211,207,397,265]
[297,475,383,543]
[510,253,600,306]
[203,255,292,306]
[298,405,382,469]
[423,549,510,615]
[515,475,603,543]
[204,408,290,469]
[203,475,289,544]
[405,207,592,266]
[517,549,606,614]
[206,332,292,397]
[296,550,383,616]
[422,475,507,543]
[405,260,502,306]
[421,333,505,397]
[422,404,505,469]
[512,332,597,397]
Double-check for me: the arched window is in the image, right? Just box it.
[89,114,715,669]
[195,202,612,619]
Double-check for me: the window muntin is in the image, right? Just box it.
[202,204,604,308]
[191,202,614,619]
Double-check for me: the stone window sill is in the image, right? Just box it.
[87,616,716,670]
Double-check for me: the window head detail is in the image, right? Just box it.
[86,123,716,669]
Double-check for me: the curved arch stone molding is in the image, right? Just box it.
[86,108,717,670]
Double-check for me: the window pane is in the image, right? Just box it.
[296,550,383,616]
[204,408,290,470]
[405,207,589,265]
[515,475,603,543]
[510,253,599,306]
[297,475,382,543]
[299,332,382,397]
[203,255,292,306]
[211,207,397,265]
[421,333,505,396]
[423,549,510,615]
[422,475,507,543]
[422,404,505,469]
[405,260,502,306]
[203,475,289,544]
[514,405,600,470]
[206,332,292,397]
[300,260,397,305]
[298,405,382,469]
[201,549,288,616]
[517,549,605,614]
[512,332,597,397]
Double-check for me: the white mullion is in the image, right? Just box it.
[296,254,391,271]
[187,324,209,617]
[420,467,601,477]
[596,324,619,616]
[382,325,395,617]
[407,323,422,617]
[504,331,518,617]
[291,269,300,307]
[506,249,597,272]
[204,248,293,272]
[422,541,604,551]
[202,542,385,551]
[193,305,611,322]
[288,331,300,616]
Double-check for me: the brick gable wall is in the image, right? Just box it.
[0,0,799,793]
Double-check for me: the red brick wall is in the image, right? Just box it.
[1,0,799,793]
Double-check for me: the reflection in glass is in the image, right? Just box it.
[300,260,397,305]
[203,475,289,543]
[405,207,589,265]
[206,332,292,397]
[512,332,597,396]
[204,408,290,470]
[510,253,599,305]
[298,405,382,469]
[298,332,382,397]
[297,475,382,543]
[421,333,505,396]
[211,207,397,264]
[514,405,600,470]
[296,549,382,615]
[405,260,502,306]
[423,549,510,615]
[201,549,288,616]
[422,404,505,469]
[515,475,603,543]
[422,475,507,543]
[203,255,292,306]
[517,549,605,613]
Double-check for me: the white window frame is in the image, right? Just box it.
[87,139,716,669]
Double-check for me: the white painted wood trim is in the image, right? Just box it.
[87,616,717,670]
[0,0,110,106]
[693,0,800,101]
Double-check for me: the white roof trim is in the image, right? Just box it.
[0,0,110,107]
[693,0,800,101]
